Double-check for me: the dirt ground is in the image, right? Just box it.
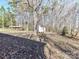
[8,32,79,59]
[0,32,79,59]
[44,34,79,59]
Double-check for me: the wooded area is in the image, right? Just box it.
[2,0,77,37]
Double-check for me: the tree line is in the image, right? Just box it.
[7,0,79,36]
[0,6,16,28]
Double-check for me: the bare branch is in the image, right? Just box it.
[35,0,42,11]
[27,0,33,8]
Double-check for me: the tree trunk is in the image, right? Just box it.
[33,11,38,34]
[2,15,4,28]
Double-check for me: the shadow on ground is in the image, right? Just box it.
[0,33,46,59]
[45,35,79,59]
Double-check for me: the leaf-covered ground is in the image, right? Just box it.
[0,33,46,59]
[0,32,79,59]
[45,34,79,59]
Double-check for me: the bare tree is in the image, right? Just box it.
[8,0,79,37]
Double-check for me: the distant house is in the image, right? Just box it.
[37,25,46,32]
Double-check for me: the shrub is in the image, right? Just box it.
[62,26,68,36]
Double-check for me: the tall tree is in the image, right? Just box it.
[0,6,5,28]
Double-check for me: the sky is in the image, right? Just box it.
[0,0,10,9]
